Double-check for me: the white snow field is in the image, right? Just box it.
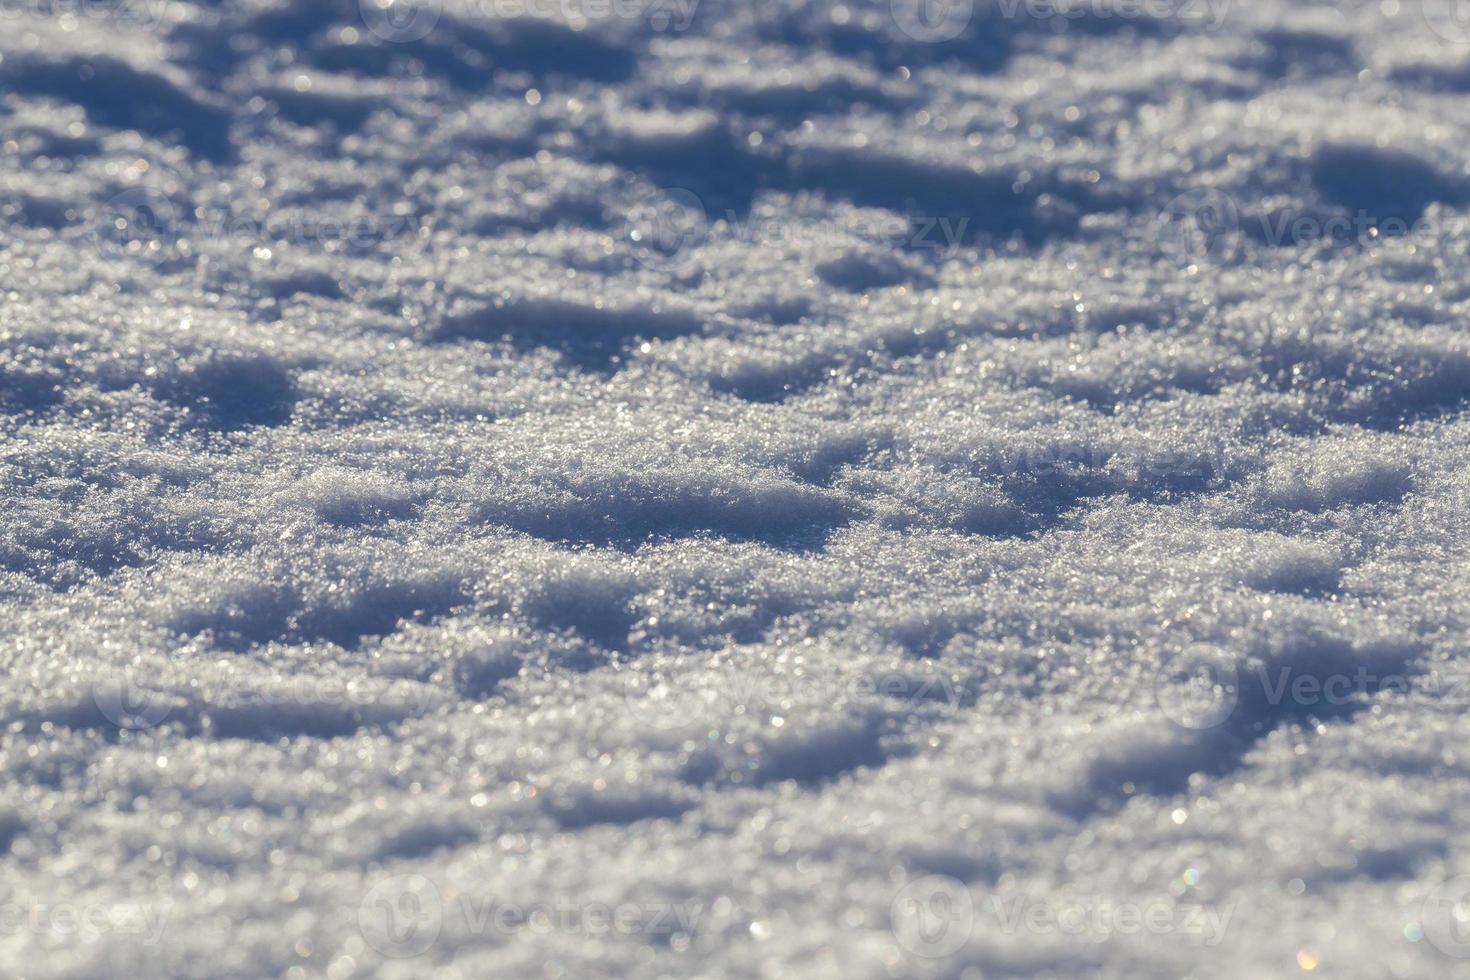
[6,0,1470,976]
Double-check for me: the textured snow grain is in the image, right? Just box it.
[5,1,1470,978]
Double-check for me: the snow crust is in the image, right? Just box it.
[5,0,1470,976]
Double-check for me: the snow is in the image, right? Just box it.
[4,0,1470,976]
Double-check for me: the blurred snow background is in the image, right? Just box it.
[5,0,1470,976]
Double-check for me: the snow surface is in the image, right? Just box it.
[5,0,1470,977]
